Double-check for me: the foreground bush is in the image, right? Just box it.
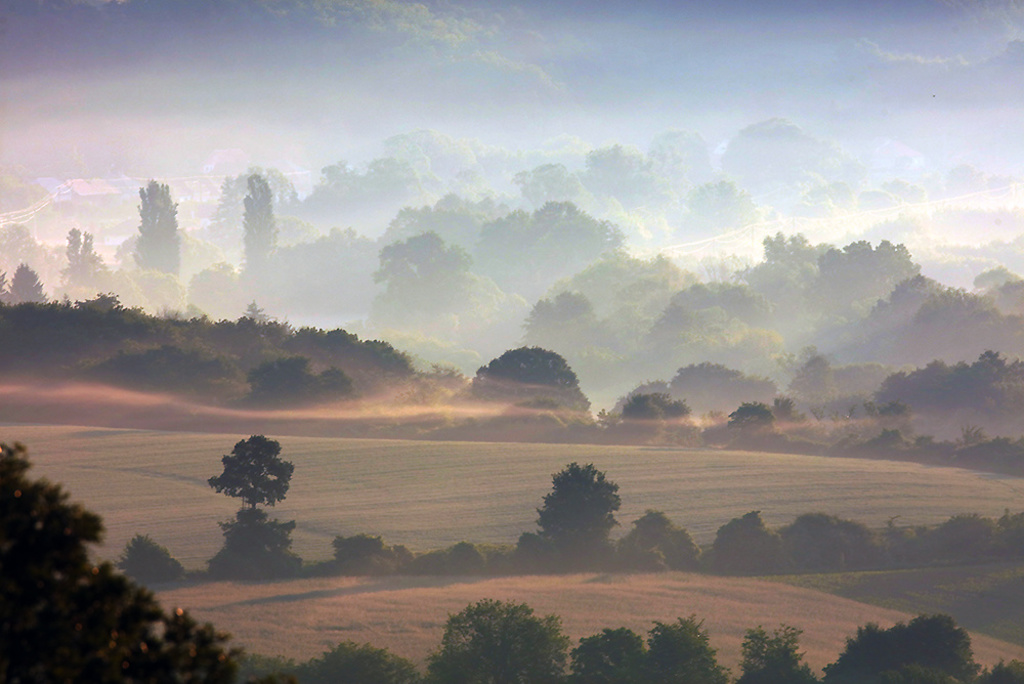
[117,534,185,584]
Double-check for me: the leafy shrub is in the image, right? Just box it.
[117,534,185,584]
[331,533,412,575]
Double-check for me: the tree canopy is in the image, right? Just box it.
[472,346,591,411]
[537,462,621,566]
[135,180,180,275]
[426,599,569,684]
[208,435,294,509]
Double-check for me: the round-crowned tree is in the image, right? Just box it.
[537,462,620,568]
[471,346,590,411]
[208,435,293,510]
[426,599,569,684]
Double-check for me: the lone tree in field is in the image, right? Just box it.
[537,462,620,566]
[208,435,293,510]
[207,436,300,579]
[243,173,277,275]
[135,180,180,275]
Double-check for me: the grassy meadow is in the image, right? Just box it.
[155,572,1024,673]
[8,423,1024,569]
[774,561,1024,647]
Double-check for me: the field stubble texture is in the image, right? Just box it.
[10,424,1024,570]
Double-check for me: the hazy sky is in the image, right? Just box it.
[3,0,1024,176]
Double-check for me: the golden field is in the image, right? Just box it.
[156,572,1024,673]
[7,423,1024,569]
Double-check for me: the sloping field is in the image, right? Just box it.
[8,424,1024,570]
[774,561,1024,647]
[156,572,1024,673]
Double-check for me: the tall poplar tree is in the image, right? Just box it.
[243,173,276,274]
[135,180,180,275]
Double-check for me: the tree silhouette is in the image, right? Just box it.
[135,180,180,274]
[9,263,46,304]
[208,435,294,509]
[0,442,245,682]
[537,462,620,566]
[63,227,106,290]
[243,173,277,274]
[427,599,569,684]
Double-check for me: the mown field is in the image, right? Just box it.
[155,572,1024,672]
[775,561,1024,647]
[8,423,1024,569]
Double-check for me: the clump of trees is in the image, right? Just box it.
[472,346,591,412]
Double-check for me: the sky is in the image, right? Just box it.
[2,0,1024,177]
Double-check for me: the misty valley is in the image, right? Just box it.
[5,0,1024,682]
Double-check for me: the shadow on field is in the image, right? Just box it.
[217,575,494,608]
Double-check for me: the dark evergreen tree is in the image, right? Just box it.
[9,263,46,304]
[135,180,180,274]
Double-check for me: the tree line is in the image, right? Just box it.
[116,440,1024,588]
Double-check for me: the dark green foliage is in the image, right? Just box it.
[117,534,185,585]
[426,599,569,684]
[243,173,277,274]
[294,641,420,684]
[621,393,690,421]
[982,661,1024,684]
[207,508,301,580]
[537,462,621,568]
[329,534,412,575]
[781,513,882,572]
[407,541,488,575]
[473,346,591,411]
[571,627,646,684]
[87,344,243,396]
[728,402,776,432]
[738,625,818,684]
[876,351,1024,417]
[823,615,978,684]
[0,297,407,399]
[0,442,244,682]
[645,616,729,684]
[247,355,354,405]
[208,435,294,509]
[9,263,46,304]
[813,240,919,316]
[712,511,785,574]
[923,514,998,562]
[135,180,180,275]
[618,510,700,571]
